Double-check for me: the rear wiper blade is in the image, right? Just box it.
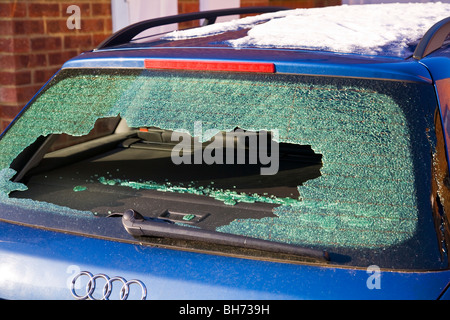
[121,209,330,262]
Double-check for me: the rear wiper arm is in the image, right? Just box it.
[121,209,330,262]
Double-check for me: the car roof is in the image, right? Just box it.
[61,5,450,83]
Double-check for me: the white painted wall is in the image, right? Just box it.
[112,0,242,35]
[200,0,240,23]
[111,0,178,39]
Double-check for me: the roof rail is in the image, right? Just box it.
[413,16,450,60]
[96,6,289,50]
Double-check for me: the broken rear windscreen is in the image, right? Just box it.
[0,68,445,269]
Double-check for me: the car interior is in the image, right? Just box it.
[10,117,323,231]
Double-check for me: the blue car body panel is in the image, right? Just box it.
[420,52,450,176]
[0,221,449,300]
[1,20,450,300]
[62,48,433,83]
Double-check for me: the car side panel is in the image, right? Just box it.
[420,56,450,176]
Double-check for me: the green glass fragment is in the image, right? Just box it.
[97,176,299,206]
[182,214,196,221]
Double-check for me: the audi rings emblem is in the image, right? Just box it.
[70,271,147,300]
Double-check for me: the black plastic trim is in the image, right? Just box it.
[96,6,289,50]
[413,16,450,60]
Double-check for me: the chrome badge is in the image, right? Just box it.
[70,271,147,300]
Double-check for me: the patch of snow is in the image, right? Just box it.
[162,3,450,56]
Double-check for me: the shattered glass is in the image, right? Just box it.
[97,176,300,206]
[0,68,438,250]
[0,168,92,217]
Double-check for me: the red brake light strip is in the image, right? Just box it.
[144,59,275,73]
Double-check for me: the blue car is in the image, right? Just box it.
[0,5,449,301]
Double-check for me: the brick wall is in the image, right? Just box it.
[0,0,341,133]
[0,0,112,132]
[178,0,200,29]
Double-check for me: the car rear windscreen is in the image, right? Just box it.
[0,68,445,269]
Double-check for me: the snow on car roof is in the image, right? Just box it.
[162,3,450,57]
